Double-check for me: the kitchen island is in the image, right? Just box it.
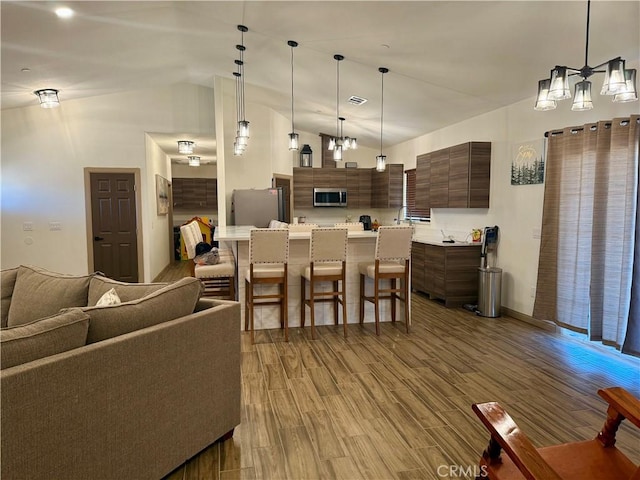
[215,226,405,332]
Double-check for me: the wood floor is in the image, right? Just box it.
[160,261,640,480]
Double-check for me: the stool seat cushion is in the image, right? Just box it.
[196,263,235,279]
[358,261,406,278]
[245,265,285,279]
[302,262,343,280]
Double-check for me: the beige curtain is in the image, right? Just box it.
[533,115,639,350]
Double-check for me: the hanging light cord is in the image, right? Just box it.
[583,0,591,78]
[291,43,295,132]
[336,58,340,139]
[380,69,385,155]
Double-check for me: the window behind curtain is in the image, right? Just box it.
[405,169,430,220]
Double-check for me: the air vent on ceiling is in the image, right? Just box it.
[348,95,367,105]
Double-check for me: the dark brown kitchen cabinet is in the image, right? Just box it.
[430,149,450,208]
[313,168,346,188]
[449,141,491,208]
[411,242,482,307]
[411,242,426,293]
[293,167,314,209]
[372,164,403,209]
[357,168,372,208]
[416,153,431,214]
[172,178,217,210]
[415,141,491,211]
[346,169,360,208]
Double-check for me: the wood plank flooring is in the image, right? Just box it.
[160,261,640,480]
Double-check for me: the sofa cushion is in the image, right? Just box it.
[0,309,90,369]
[7,266,92,327]
[1,267,19,328]
[88,275,168,306]
[82,277,203,344]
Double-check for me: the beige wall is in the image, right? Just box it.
[1,83,215,280]
[387,94,640,316]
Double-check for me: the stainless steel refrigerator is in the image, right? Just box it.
[232,188,286,227]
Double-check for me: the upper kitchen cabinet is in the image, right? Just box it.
[313,168,346,188]
[172,178,217,211]
[415,141,491,211]
[372,164,403,209]
[449,141,491,208]
[416,153,431,213]
[346,168,372,209]
[293,167,314,209]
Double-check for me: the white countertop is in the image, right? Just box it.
[216,226,482,246]
[215,225,378,242]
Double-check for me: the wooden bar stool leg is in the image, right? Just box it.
[283,275,289,342]
[310,279,316,340]
[300,279,306,328]
[333,281,339,325]
[403,273,410,333]
[374,277,380,336]
[359,274,365,325]
[341,278,348,338]
[244,278,250,332]
[391,278,397,323]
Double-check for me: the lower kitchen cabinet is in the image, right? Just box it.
[411,241,481,307]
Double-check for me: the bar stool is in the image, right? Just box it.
[288,223,319,233]
[244,228,289,344]
[358,225,413,335]
[301,228,349,340]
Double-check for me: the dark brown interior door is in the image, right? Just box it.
[90,172,138,282]
[273,176,292,224]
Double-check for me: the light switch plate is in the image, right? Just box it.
[532,228,542,239]
[49,222,62,231]
[23,222,33,231]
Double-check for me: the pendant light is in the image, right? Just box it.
[535,0,637,111]
[376,67,388,172]
[188,156,201,167]
[234,25,249,155]
[34,89,60,108]
[331,54,344,161]
[287,40,299,151]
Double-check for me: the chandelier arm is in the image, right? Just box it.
[592,57,622,71]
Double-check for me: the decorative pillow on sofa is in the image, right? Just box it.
[81,277,203,344]
[87,275,167,306]
[1,267,18,328]
[96,288,121,306]
[0,309,90,369]
[7,266,93,327]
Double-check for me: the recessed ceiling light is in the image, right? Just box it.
[55,7,74,19]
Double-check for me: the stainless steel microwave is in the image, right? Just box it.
[313,188,347,207]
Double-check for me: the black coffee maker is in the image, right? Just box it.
[359,215,372,231]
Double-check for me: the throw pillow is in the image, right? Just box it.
[87,275,167,306]
[0,309,90,369]
[82,277,202,344]
[96,288,121,306]
[7,266,93,327]
[1,267,19,328]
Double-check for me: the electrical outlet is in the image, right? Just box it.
[23,222,33,231]
[530,286,536,298]
[532,228,542,239]
[49,222,62,231]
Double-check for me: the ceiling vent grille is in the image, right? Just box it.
[348,95,367,105]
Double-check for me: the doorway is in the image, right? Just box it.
[273,174,292,224]
[85,169,143,282]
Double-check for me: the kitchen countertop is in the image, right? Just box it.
[215,226,483,246]
[215,225,378,242]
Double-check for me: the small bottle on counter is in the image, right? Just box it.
[372,219,380,231]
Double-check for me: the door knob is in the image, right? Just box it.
[94,236,104,241]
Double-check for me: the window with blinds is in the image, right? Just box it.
[405,169,430,220]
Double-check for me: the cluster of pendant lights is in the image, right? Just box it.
[286,40,389,171]
[535,0,637,111]
[233,25,250,156]
[177,140,200,167]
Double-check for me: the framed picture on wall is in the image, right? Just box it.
[156,174,169,215]
[511,139,545,185]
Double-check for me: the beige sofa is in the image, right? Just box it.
[1,265,241,480]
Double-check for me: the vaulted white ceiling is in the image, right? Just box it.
[2,1,639,156]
